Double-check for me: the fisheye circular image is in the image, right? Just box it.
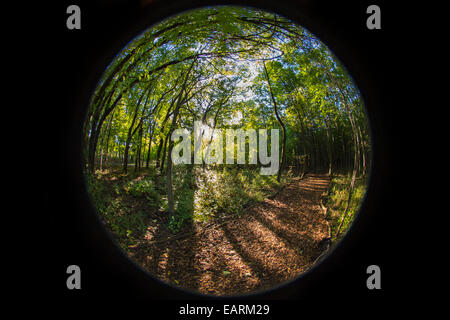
[83,6,371,296]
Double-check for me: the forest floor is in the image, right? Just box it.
[127,173,331,296]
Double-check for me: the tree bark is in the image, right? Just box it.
[324,117,333,176]
[167,59,197,216]
[123,90,147,173]
[335,89,359,238]
[146,120,156,168]
[263,62,286,182]
[88,80,138,172]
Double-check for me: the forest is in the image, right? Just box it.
[83,6,370,295]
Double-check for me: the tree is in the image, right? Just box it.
[83,6,370,234]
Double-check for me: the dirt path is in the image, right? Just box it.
[130,173,331,296]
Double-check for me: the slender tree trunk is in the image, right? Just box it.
[263,62,286,182]
[335,92,359,238]
[310,129,318,173]
[86,50,205,172]
[139,125,143,170]
[88,130,100,173]
[324,118,333,176]
[99,112,114,170]
[146,120,156,168]
[155,137,164,169]
[98,126,105,171]
[123,87,152,173]
[103,112,114,167]
[292,102,308,175]
[160,132,170,173]
[335,154,357,238]
[88,80,138,172]
[123,113,138,174]
[166,130,177,216]
[298,100,314,173]
[357,122,367,177]
[155,96,178,170]
[134,125,143,172]
[167,59,197,217]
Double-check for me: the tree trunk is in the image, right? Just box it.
[335,89,359,238]
[160,132,170,173]
[167,59,197,216]
[138,125,143,171]
[103,111,114,167]
[123,87,151,173]
[324,118,333,176]
[88,80,138,172]
[155,137,164,169]
[263,62,286,182]
[357,122,367,177]
[292,101,308,175]
[146,120,156,168]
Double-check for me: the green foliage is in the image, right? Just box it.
[124,177,159,206]
[84,170,155,248]
[194,166,281,222]
[83,5,370,255]
[85,171,110,214]
[324,175,367,242]
[168,182,195,233]
[106,209,147,245]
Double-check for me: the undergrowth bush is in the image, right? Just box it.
[168,167,195,233]
[193,166,281,222]
[85,171,109,214]
[105,209,147,245]
[324,174,367,242]
[124,177,159,206]
[86,165,288,237]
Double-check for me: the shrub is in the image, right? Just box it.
[124,177,159,206]
[325,175,367,242]
[106,210,147,245]
[193,167,282,222]
[85,172,109,214]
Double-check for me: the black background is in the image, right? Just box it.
[24,0,413,314]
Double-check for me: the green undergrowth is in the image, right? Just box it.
[323,174,368,243]
[85,168,161,247]
[85,165,292,244]
[192,166,288,224]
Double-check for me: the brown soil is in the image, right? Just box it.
[128,173,331,296]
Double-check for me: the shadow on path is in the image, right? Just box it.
[134,173,330,296]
